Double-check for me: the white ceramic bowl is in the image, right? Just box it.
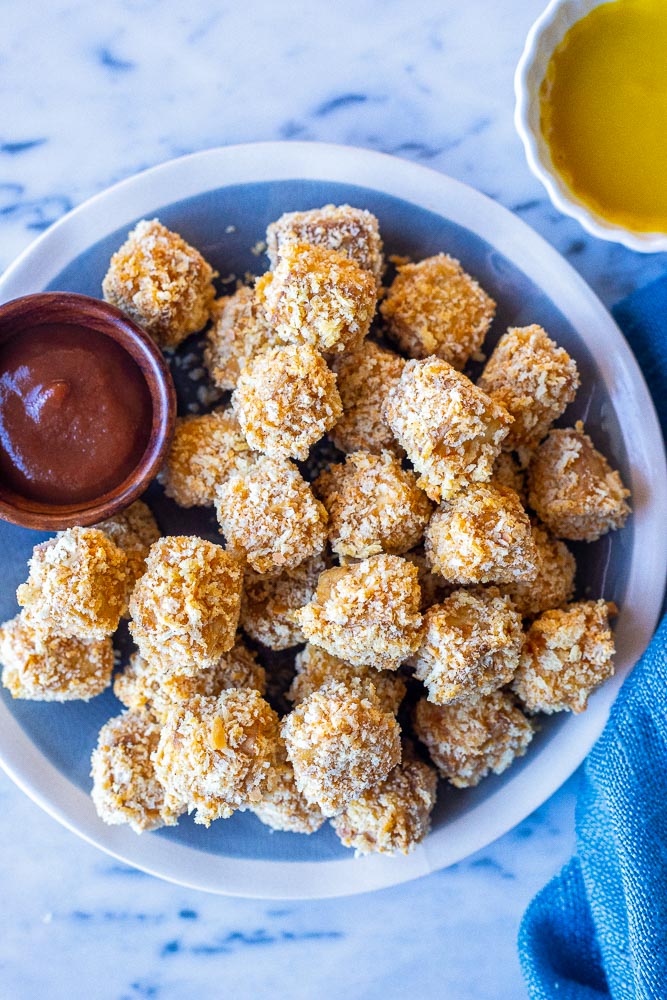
[515,0,667,253]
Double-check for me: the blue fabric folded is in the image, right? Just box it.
[519,273,667,1000]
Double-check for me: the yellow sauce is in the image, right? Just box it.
[540,0,667,234]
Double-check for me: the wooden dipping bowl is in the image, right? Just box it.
[0,292,176,531]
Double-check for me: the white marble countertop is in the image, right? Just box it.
[0,1,664,997]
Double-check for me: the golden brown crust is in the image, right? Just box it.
[500,521,576,618]
[94,500,161,600]
[380,253,495,368]
[287,643,406,716]
[102,218,216,350]
[329,341,406,455]
[490,452,527,506]
[250,742,325,834]
[240,553,327,650]
[204,286,276,391]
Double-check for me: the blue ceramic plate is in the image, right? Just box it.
[0,143,664,898]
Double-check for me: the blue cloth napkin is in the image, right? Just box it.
[519,273,667,1000]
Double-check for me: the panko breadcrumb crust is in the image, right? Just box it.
[102,218,216,350]
[281,678,402,816]
[232,343,342,460]
[478,325,580,462]
[294,554,423,671]
[413,692,533,788]
[204,286,276,391]
[380,253,496,368]
[287,643,406,716]
[266,204,385,287]
[154,690,281,826]
[528,423,631,542]
[491,452,527,505]
[513,600,616,714]
[403,547,452,611]
[240,553,328,650]
[129,536,243,675]
[330,341,406,456]
[501,521,576,618]
[425,482,539,585]
[257,241,377,356]
[250,742,325,834]
[315,450,432,559]
[0,614,113,701]
[410,588,523,705]
[17,527,129,640]
[215,457,328,575]
[94,500,161,601]
[160,408,254,508]
[384,357,512,502]
[332,743,437,856]
[91,710,182,833]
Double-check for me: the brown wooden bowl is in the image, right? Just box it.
[0,292,176,530]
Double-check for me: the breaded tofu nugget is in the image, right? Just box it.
[425,483,539,585]
[17,527,128,640]
[95,500,161,597]
[315,451,432,559]
[215,457,327,575]
[153,690,280,826]
[490,452,527,505]
[232,344,342,460]
[281,678,402,816]
[266,204,384,287]
[204,286,275,391]
[257,241,377,355]
[240,553,327,651]
[384,358,512,502]
[102,218,216,351]
[528,423,631,541]
[0,614,113,701]
[380,253,495,368]
[330,341,406,455]
[478,325,580,462]
[287,643,406,716]
[129,536,243,674]
[501,522,576,618]
[410,588,523,705]
[513,600,616,714]
[250,742,325,834]
[294,554,423,671]
[332,742,437,856]
[413,692,533,788]
[91,710,183,833]
[160,407,254,508]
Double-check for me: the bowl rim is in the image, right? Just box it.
[514,0,667,254]
[0,140,665,899]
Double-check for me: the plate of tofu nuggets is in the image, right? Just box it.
[0,142,664,898]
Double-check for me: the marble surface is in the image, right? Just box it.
[0,1,664,997]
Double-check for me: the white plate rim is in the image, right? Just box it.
[0,140,665,900]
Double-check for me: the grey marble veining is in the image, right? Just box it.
[0,1,663,997]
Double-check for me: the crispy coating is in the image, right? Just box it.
[241,553,327,650]
[204,286,276,391]
[281,678,402,816]
[91,710,182,833]
[332,742,437,855]
[257,241,377,355]
[232,344,342,460]
[102,218,216,350]
[215,457,327,575]
[287,643,406,715]
[17,527,129,640]
[478,325,580,462]
[153,690,281,826]
[160,407,254,508]
[294,554,423,671]
[410,588,523,705]
[491,452,527,506]
[501,522,576,618]
[528,423,631,541]
[403,547,452,611]
[330,341,406,455]
[266,204,384,287]
[425,482,539,585]
[380,253,495,368]
[250,742,325,834]
[315,451,432,559]
[413,692,533,788]
[94,500,161,598]
[128,536,243,675]
[114,637,266,721]
[0,613,113,701]
[513,600,616,714]
[384,358,512,502]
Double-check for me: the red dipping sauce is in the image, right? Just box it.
[0,323,152,504]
